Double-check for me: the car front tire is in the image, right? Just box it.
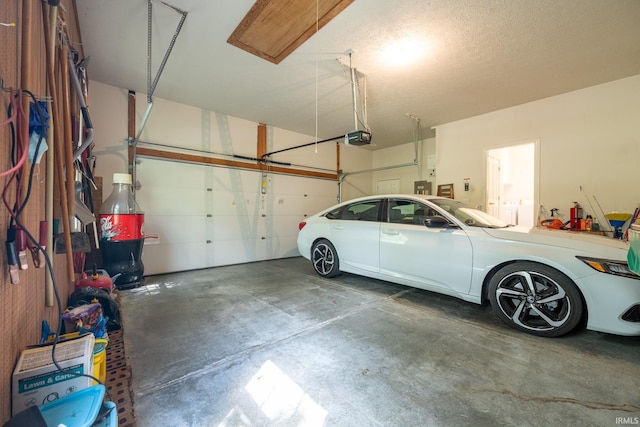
[311,239,340,278]
[488,262,584,337]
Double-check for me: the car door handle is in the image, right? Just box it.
[332,225,344,230]
[382,229,399,235]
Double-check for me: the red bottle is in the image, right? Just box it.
[99,173,144,289]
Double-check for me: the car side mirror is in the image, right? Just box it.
[424,215,458,229]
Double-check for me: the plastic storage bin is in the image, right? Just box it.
[39,385,105,427]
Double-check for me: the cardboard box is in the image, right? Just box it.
[12,334,95,416]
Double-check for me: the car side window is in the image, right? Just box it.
[326,200,381,221]
[388,199,436,225]
[325,206,342,219]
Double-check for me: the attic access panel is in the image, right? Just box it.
[227,0,354,64]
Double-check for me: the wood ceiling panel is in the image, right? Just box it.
[228,0,355,64]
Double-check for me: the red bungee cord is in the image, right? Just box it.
[1,89,29,179]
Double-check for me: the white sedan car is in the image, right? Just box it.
[297,194,640,337]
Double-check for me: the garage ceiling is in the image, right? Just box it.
[74,0,640,150]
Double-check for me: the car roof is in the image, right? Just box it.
[339,194,447,204]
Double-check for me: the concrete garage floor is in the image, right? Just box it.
[120,257,640,427]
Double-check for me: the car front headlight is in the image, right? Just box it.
[577,256,640,279]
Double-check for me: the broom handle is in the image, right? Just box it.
[60,37,76,224]
[42,2,75,281]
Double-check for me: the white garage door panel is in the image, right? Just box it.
[268,215,301,238]
[309,195,340,211]
[213,215,265,241]
[138,187,206,216]
[211,192,262,216]
[264,235,300,258]
[268,174,299,194]
[268,195,304,216]
[137,160,207,189]
[212,167,262,193]
[211,238,266,266]
[267,194,313,218]
[135,156,338,275]
[144,215,207,244]
[269,175,337,216]
[267,195,336,217]
[143,242,207,275]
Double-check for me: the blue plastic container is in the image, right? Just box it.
[93,401,118,427]
[39,385,105,427]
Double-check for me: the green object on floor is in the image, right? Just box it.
[628,226,640,275]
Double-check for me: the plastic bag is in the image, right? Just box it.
[63,302,108,338]
[67,287,122,332]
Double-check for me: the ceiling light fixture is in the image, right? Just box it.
[380,37,429,67]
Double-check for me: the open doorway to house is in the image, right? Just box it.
[486,141,538,227]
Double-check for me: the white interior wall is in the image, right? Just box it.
[434,74,640,221]
[370,137,437,195]
[88,81,372,274]
[88,83,131,185]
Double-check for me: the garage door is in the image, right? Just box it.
[135,158,337,275]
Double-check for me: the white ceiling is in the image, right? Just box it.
[75,0,640,150]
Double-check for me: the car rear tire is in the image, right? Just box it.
[488,262,584,337]
[311,239,340,278]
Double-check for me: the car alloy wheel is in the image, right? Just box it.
[488,262,583,337]
[311,239,340,278]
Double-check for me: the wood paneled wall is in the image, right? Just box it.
[1,0,84,421]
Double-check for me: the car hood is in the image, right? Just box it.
[482,226,629,257]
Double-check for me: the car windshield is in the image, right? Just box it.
[429,198,510,228]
